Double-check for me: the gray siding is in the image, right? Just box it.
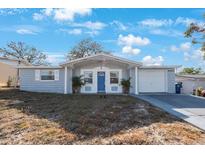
[67,68,72,93]
[20,68,65,93]
[167,69,175,93]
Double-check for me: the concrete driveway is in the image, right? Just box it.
[135,94,205,131]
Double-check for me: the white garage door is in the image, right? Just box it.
[139,70,166,93]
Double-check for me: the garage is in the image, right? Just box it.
[138,69,167,93]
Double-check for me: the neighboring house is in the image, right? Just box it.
[176,74,205,94]
[0,57,30,87]
[18,54,179,94]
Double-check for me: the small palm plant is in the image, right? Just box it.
[72,76,85,93]
[120,77,131,94]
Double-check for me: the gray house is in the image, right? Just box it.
[176,74,205,94]
[18,54,179,94]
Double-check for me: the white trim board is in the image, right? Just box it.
[80,66,122,94]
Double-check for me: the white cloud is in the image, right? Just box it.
[118,34,151,46]
[33,8,92,22]
[68,29,82,35]
[170,42,191,52]
[59,28,82,35]
[43,8,53,16]
[0,25,41,35]
[180,42,192,51]
[110,20,127,31]
[45,53,65,65]
[69,21,106,36]
[16,29,37,35]
[149,29,182,37]
[14,25,41,35]
[71,21,106,30]
[118,34,150,56]
[122,46,141,55]
[142,55,164,66]
[139,19,173,27]
[85,30,99,36]
[184,49,205,67]
[53,9,91,21]
[170,45,179,52]
[0,9,27,15]
[139,17,203,28]
[33,13,44,21]
[175,17,198,26]
[184,49,204,61]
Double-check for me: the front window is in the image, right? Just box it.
[110,71,119,84]
[40,70,55,80]
[84,71,93,84]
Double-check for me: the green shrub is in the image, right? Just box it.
[120,77,131,94]
[72,76,85,93]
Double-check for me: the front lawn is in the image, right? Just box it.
[0,89,205,144]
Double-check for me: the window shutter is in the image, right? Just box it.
[54,70,59,81]
[35,70,40,81]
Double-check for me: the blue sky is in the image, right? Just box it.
[0,8,204,68]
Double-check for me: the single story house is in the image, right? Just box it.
[0,57,30,87]
[18,54,179,94]
[176,74,205,94]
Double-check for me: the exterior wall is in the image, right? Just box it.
[0,62,17,86]
[19,68,65,93]
[129,68,136,94]
[67,68,72,93]
[167,69,175,93]
[73,61,129,93]
[0,58,30,87]
[176,77,205,94]
[18,60,176,94]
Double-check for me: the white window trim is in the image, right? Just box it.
[35,69,59,82]
[110,71,120,85]
[80,67,122,93]
[84,71,93,85]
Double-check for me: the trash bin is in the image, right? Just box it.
[175,82,182,94]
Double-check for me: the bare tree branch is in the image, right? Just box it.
[0,41,48,65]
[67,38,110,60]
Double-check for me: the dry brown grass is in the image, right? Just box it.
[0,89,205,144]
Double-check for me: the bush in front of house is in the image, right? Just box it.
[121,77,131,94]
[201,90,205,97]
[72,76,85,93]
[194,87,205,97]
[196,87,203,96]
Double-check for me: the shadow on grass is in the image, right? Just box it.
[0,89,180,143]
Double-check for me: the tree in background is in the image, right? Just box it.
[67,38,110,60]
[184,13,205,59]
[0,41,48,65]
[180,67,203,75]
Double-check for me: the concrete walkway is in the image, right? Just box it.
[133,94,205,131]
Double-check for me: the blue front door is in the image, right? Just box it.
[97,72,105,92]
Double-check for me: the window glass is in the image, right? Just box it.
[40,70,55,80]
[110,71,119,84]
[84,71,93,84]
